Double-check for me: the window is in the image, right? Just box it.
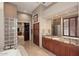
[70,18,76,36]
[63,19,69,36]
[77,17,79,37]
[63,16,78,37]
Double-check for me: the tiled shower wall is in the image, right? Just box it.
[4,17,17,50]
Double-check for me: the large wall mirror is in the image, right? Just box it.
[52,18,61,36]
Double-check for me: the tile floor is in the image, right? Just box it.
[18,36,56,56]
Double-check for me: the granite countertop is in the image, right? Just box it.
[43,35,79,46]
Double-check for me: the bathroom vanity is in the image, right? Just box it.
[42,36,79,56]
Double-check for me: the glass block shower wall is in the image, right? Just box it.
[4,17,17,50]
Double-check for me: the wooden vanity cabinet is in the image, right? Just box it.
[68,45,79,56]
[42,37,79,56]
[42,37,60,55]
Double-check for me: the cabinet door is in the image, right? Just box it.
[42,38,53,52]
[68,45,79,56]
[54,41,62,56]
[59,42,66,56]
[64,44,70,56]
[50,40,55,52]
[47,39,53,52]
[42,37,48,48]
[45,38,49,49]
[52,40,59,55]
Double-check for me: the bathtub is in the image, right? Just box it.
[0,45,28,56]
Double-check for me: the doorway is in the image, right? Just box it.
[33,23,39,46]
[24,23,30,41]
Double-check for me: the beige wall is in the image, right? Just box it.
[39,17,52,47]
[4,3,17,17]
[18,13,31,22]
[0,3,4,51]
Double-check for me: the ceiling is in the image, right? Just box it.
[11,2,40,14]
[11,2,53,14]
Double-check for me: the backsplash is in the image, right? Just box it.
[42,29,51,35]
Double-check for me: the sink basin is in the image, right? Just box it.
[52,37,60,40]
[64,40,70,43]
